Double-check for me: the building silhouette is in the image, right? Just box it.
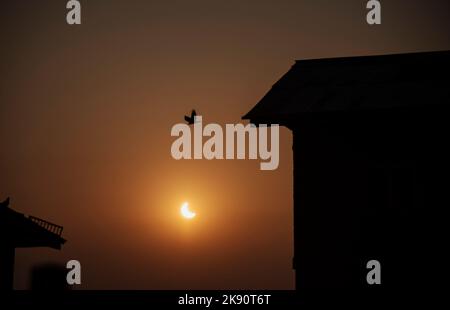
[243,51,449,288]
[0,198,66,290]
[30,263,70,291]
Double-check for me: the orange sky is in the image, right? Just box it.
[1,0,450,289]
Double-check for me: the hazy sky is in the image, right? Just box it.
[1,0,449,289]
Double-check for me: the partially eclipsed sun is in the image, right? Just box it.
[180,202,196,219]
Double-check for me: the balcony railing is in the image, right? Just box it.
[28,216,64,237]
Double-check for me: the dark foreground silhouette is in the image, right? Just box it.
[243,50,450,288]
[0,198,66,290]
[31,263,70,291]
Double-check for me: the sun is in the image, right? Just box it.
[180,202,196,219]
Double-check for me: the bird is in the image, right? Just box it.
[184,109,197,125]
[0,197,10,208]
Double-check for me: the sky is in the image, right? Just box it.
[1,0,450,289]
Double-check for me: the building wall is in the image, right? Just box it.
[291,106,447,288]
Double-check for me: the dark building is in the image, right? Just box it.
[0,198,66,290]
[31,263,70,291]
[243,51,449,288]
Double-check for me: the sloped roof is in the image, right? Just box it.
[0,205,66,249]
[243,50,450,124]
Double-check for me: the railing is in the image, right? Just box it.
[28,216,64,236]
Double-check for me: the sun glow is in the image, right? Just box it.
[180,202,196,219]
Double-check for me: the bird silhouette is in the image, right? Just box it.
[184,109,197,125]
[0,197,10,208]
